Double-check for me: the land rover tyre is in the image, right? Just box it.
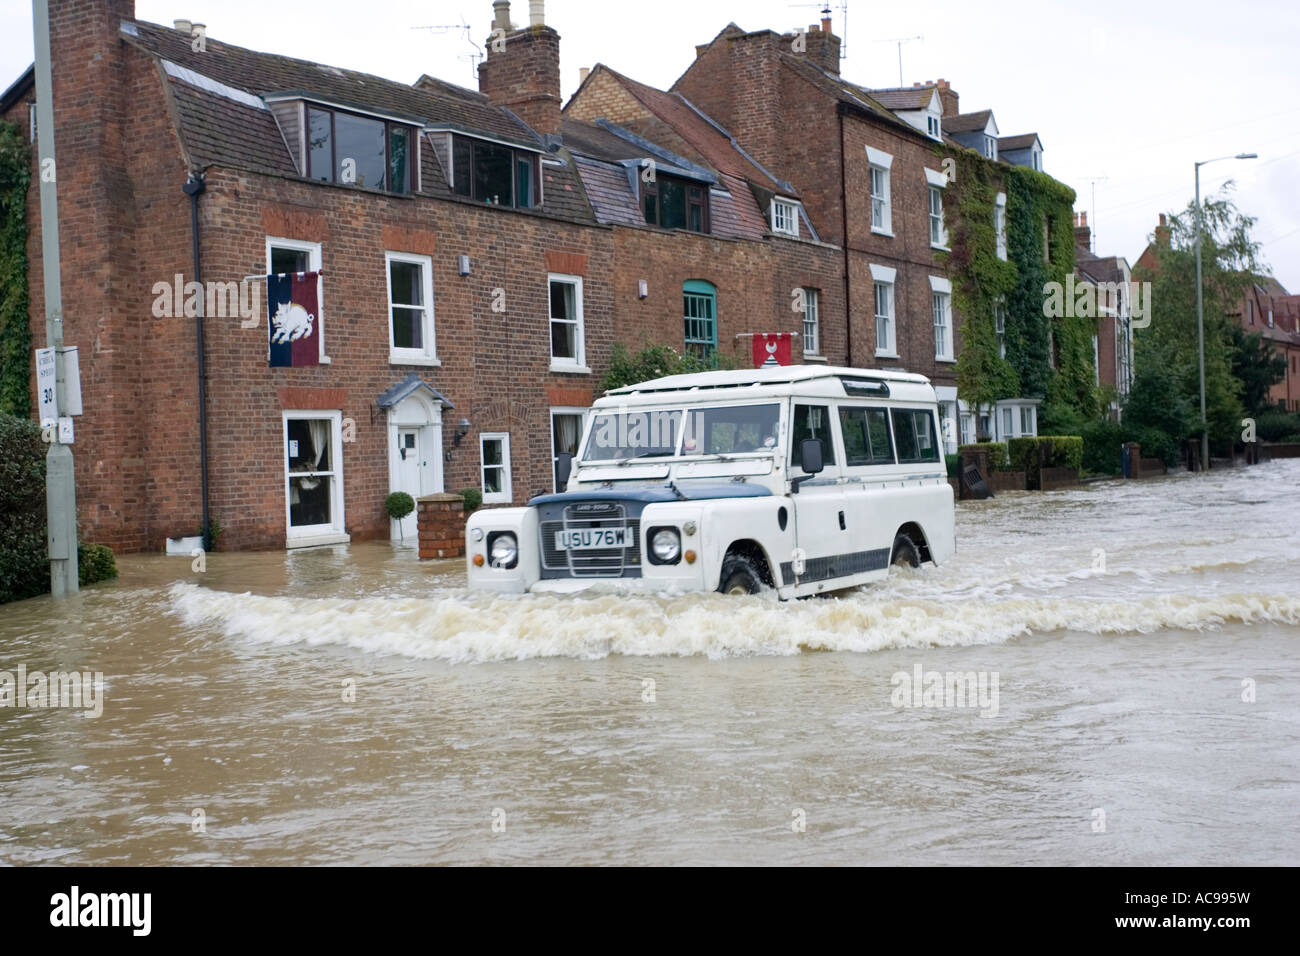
[891,531,921,569]
[719,553,764,595]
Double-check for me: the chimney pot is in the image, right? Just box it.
[578,66,589,84]
[492,0,511,31]
[821,14,832,33]
[174,18,192,32]
[529,0,544,26]
[809,23,819,33]
[1158,213,1166,226]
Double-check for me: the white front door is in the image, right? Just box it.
[396,428,422,540]
[387,391,444,541]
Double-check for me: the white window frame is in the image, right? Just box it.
[994,296,1007,359]
[995,192,1007,260]
[930,275,954,362]
[384,250,438,366]
[266,236,329,363]
[480,432,512,504]
[925,169,949,249]
[801,288,820,356]
[550,407,586,492]
[282,409,348,548]
[926,112,942,140]
[866,147,893,236]
[870,263,897,358]
[548,273,588,372]
[984,135,997,160]
[771,197,799,237]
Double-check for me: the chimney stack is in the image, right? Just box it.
[1155,213,1171,248]
[935,78,959,117]
[1074,211,1090,251]
[789,16,841,75]
[479,0,562,138]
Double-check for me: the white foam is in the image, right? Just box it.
[166,582,1300,665]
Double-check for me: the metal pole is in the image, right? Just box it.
[1194,162,1208,471]
[32,0,78,595]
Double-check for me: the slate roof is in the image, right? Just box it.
[377,373,454,409]
[998,133,1041,151]
[944,109,994,134]
[867,86,937,112]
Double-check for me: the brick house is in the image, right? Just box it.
[669,20,1064,450]
[2,0,1081,554]
[1073,212,1136,418]
[0,0,861,553]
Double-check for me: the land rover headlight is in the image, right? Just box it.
[651,528,681,564]
[489,532,518,569]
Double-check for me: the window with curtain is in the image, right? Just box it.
[551,412,583,490]
[285,415,338,530]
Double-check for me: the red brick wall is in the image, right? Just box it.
[478,26,562,138]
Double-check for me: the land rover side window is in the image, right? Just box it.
[791,404,836,470]
[891,409,941,464]
[683,404,780,455]
[839,406,894,466]
[582,409,682,461]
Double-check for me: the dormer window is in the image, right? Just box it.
[451,135,539,208]
[927,114,942,139]
[1032,148,1042,171]
[771,198,799,237]
[644,174,709,233]
[984,135,997,159]
[307,106,413,194]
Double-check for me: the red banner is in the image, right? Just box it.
[752,332,793,368]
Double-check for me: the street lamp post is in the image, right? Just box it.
[1194,152,1257,470]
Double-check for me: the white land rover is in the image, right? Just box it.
[465,365,955,599]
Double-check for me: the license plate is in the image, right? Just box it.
[557,528,629,551]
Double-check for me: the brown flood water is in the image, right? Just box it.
[1,460,1298,864]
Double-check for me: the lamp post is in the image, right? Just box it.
[1194,152,1256,470]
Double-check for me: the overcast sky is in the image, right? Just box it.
[3,0,1298,290]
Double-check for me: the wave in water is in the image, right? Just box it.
[166,582,1300,664]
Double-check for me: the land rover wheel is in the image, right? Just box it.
[719,553,764,595]
[891,532,920,569]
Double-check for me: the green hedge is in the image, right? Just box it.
[78,542,117,586]
[1255,408,1300,443]
[1008,435,1084,482]
[459,487,482,513]
[958,442,1009,471]
[0,413,117,603]
[0,414,48,603]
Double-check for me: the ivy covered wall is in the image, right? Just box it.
[0,120,31,418]
[941,145,1095,428]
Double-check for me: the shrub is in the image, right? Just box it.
[600,343,735,392]
[958,442,1009,471]
[1255,408,1300,443]
[459,487,482,514]
[384,491,415,521]
[1080,419,1125,475]
[1006,436,1082,484]
[944,453,959,478]
[77,542,117,586]
[0,414,47,604]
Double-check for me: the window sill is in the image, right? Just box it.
[802,353,828,363]
[320,356,331,364]
[875,350,900,359]
[482,495,512,506]
[935,357,957,364]
[549,363,591,375]
[389,353,441,367]
[286,531,351,550]
[931,244,950,253]
[871,227,894,238]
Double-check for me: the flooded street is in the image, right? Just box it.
[2,461,1298,865]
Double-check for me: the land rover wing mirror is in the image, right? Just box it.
[790,438,824,494]
[556,452,574,490]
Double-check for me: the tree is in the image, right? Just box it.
[1229,324,1286,416]
[1131,187,1259,452]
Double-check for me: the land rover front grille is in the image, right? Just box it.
[540,501,641,577]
